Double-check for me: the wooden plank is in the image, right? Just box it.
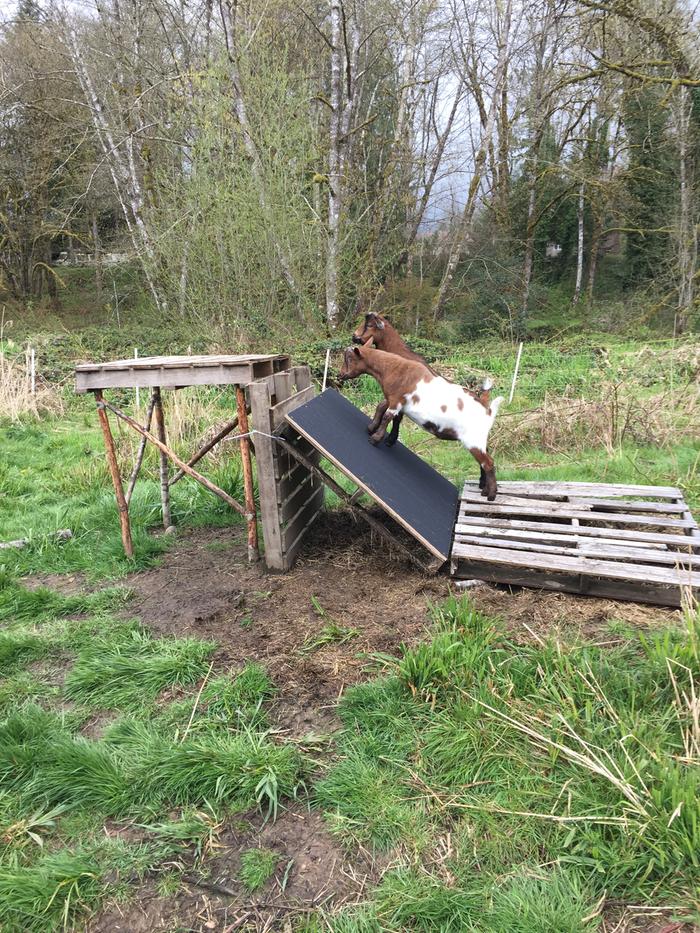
[282,498,325,565]
[465,480,683,499]
[458,501,695,529]
[451,562,686,608]
[76,354,287,371]
[452,522,667,550]
[567,496,687,515]
[277,461,310,499]
[271,386,315,430]
[292,366,312,391]
[452,534,700,567]
[273,371,293,402]
[77,364,258,393]
[280,471,316,516]
[462,490,686,515]
[450,543,700,587]
[248,381,285,570]
[455,516,700,549]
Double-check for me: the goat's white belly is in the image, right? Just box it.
[402,377,494,451]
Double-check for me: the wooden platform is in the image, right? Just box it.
[75,354,291,393]
[451,481,700,608]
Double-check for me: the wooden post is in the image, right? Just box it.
[236,385,259,562]
[152,387,172,530]
[94,390,134,559]
[249,380,284,570]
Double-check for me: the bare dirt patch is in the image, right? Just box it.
[123,511,450,737]
[89,804,378,933]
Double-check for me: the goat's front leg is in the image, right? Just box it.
[368,400,388,434]
[469,447,497,501]
[385,412,403,447]
[369,404,401,446]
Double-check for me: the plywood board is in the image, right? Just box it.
[286,389,458,562]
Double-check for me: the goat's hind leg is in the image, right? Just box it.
[385,412,403,447]
[469,447,497,501]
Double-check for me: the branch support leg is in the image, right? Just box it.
[94,390,133,558]
[153,387,173,530]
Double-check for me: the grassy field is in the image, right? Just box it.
[1,326,699,930]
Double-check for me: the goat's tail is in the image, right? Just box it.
[490,395,505,418]
[481,376,493,391]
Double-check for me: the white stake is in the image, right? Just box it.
[322,347,331,392]
[509,341,523,404]
[134,348,140,409]
[30,347,36,395]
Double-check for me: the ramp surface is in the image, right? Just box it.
[286,389,458,562]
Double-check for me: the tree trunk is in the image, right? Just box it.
[573,181,585,304]
[676,86,694,333]
[517,170,538,337]
[326,0,344,330]
[587,214,601,301]
[92,212,102,300]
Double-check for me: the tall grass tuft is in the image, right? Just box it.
[0,850,101,932]
[64,628,216,709]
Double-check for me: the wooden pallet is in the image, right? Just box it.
[451,481,700,608]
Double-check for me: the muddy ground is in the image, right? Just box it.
[31,511,689,932]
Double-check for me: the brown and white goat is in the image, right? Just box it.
[338,344,503,500]
[350,310,493,449]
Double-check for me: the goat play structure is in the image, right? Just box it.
[77,355,700,608]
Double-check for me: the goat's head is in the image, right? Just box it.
[352,311,387,347]
[338,345,370,382]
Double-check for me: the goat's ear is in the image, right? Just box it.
[376,317,385,329]
[353,346,362,357]
[365,337,375,348]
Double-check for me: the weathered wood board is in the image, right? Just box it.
[451,481,700,608]
[75,354,291,392]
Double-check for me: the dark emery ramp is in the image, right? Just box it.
[285,388,459,563]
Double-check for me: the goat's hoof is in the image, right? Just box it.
[369,435,382,446]
[487,490,497,502]
[385,437,397,447]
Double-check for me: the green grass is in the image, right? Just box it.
[316,596,700,928]
[0,412,246,582]
[64,627,216,710]
[239,847,279,892]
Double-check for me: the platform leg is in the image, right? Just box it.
[152,387,172,530]
[236,385,259,562]
[94,390,134,559]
